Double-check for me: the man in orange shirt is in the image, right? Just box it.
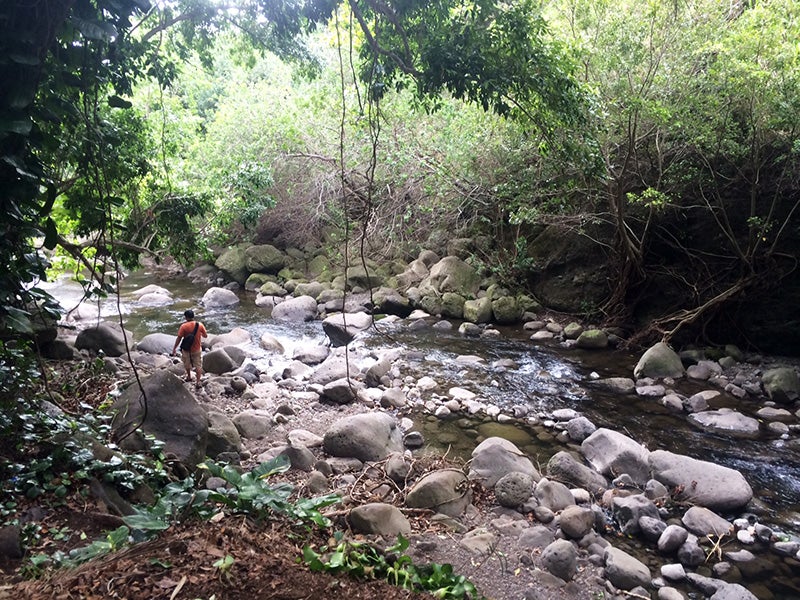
[171,309,208,388]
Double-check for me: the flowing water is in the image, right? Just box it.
[43,271,800,597]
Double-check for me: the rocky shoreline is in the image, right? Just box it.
[33,247,800,599]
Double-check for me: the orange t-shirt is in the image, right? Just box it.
[177,321,206,353]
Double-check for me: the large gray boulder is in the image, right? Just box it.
[576,329,609,349]
[111,370,208,466]
[202,347,240,375]
[309,353,359,385]
[75,322,134,357]
[405,469,472,517]
[491,296,522,324]
[245,244,286,274]
[682,506,732,537]
[345,264,383,290]
[634,342,685,379]
[201,287,240,308]
[761,367,800,404]
[649,450,753,512]
[688,409,760,438]
[215,246,249,284]
[208,327,251,348]
[323,412,404,462]
[604,546,651,590]
[463,297,493,324]
[206,410,243,457]
[419,256,480,297]
[231,410,272,439]
[349,503,410,536]
[541,539,578,582]
[271,295,318,322]
[135,332,175,355]
[533,478,575,512]
[292,343,330,365]
[547,451,609,495]
[322,312,373,347]
[372,287,413,317]
[468,437,541,488]
[581,428,650,484]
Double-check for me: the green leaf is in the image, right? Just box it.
[122,513,170,531]
[71,17,118,41]
[108,95,133,109]
[43,218,58,250]
[0,118,32,135]
[9,54,39,66]
[3,307,33,333]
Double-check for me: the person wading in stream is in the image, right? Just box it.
[171,309,208,389]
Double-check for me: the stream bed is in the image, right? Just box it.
[44,271,800,598]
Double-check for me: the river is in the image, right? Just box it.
[42,270,800,597]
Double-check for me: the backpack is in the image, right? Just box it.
[180,322,200,351]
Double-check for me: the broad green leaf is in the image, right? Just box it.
[123,513,170,531]
[43,217,58,250]
[0,118,32,135]
[108,95,133,109]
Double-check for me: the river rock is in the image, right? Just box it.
[658,524,689,554]
[232,410,273,439]
[563,322,583,339]
[559,505,596,539]
[111,370,208,466]
[468,437,541,488]
[547,451,609,495]
[321,377,363,404]
[710,583,758,600]
[688,409,759,438]
[201,286,240,308]
[75,322,134,357]
[756,406,793,421]
[589,377,636,395]
[135,332,175,354]
[604,546,652,590]
[129,284,171,299]
[494,471,535,507]
[349,503,410,536]
[576,329,608,349]
[682,506,733,537]
[271,295,318,322]
[541,539,578,581]
[215,246,248,284]
[420,256,480,297]
[323,412,403,462]
[322,311,373,346]
[137,291,173,306]
[518,525,556,549]
[309,353,359,385]
[202,347,239,375]
[206,410,242,457]
[491,296,522,324]
[761,367,800,404]
[649,450,752,512]
[463,297,493,323]
[612,494,660,535]
[564,416,596,442]
[405,469,471,517]
[534,478,575,511]
[207,327,251,349]
[581,428,650,484]
[371,287,412,317]
[634,342,685,379]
